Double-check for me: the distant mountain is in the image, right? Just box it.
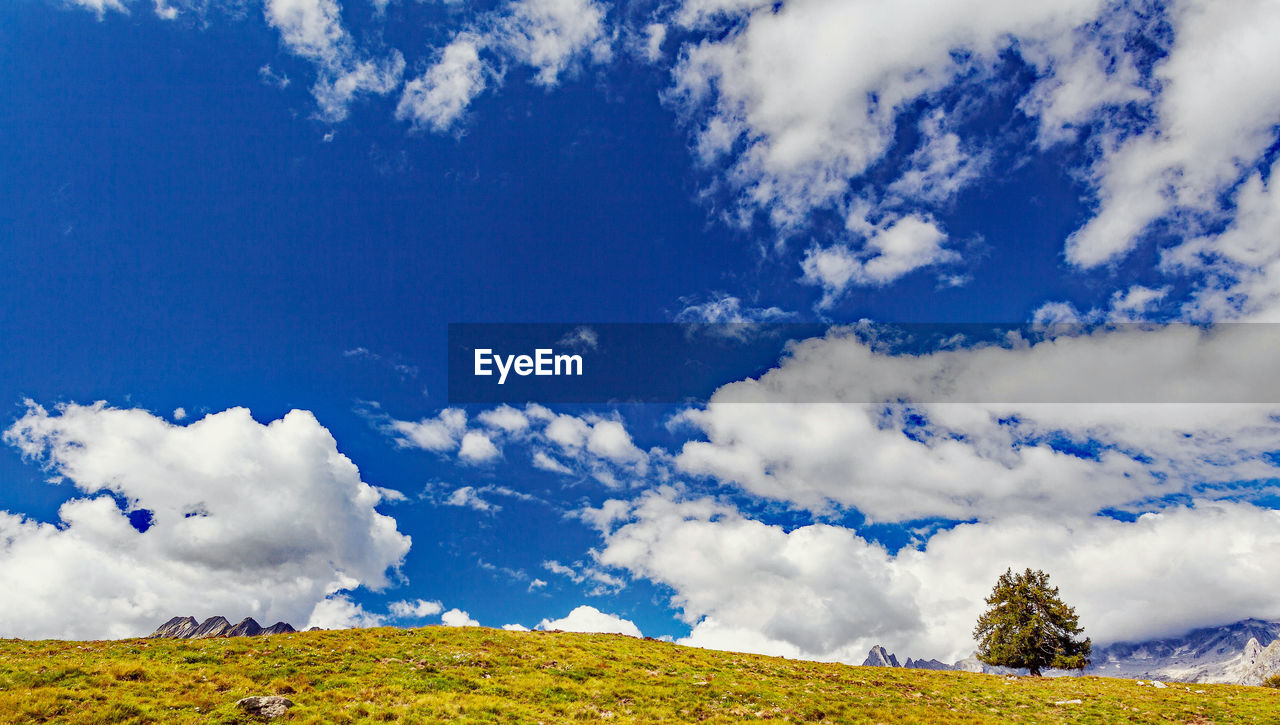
[1238,639,1280,686]
[861,618,1280,685]
[1088,618,1280,684]
[148,616,298,639]
[861,645,900,667]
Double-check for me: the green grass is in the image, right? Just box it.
[0,626,1276,723]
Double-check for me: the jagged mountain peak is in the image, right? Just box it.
[148,615,296,640]
[861,645,900,668]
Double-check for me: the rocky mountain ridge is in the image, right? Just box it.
[861,618,1280,685]
[149,616,301,639]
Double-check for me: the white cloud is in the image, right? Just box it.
[65,0,128,17]
[673,0,769,29]
[1018,6,1150,148]
[394,0,611,134]
[556,326,600,351]
[388,598,444,619]
[307,594,387,629]
[531,450,573,474]
[444,485,498,512]
[385,405,648,483]
[801,215,954,301]
[152,0,178,19]
[674,292,793,325]
[388,408,467,452]
[886,111,988,206]
[544,413,590,450]
[643,23,666,62]
[1060,0,1280,267]
[397,34,490,132]
[1106,285,1169,322]
[586,420,645,464]
[264,0,347,63]
[496,0,612,86]
[0,402,411,639]
[668,0,1105,232]
[1163,157,1280,321]
[263,0,405,122]
[311,55,406,123]
[477,404,531,433]
[591,489,914,658]
[458,431,501,463]
[543,559,626,595]
[502,622,530,631]
[555,321,1280,662]
[171,407,187,421]
[537,605,641,636]
[441,608,480,626]
[675,325,1280,521]
[589,488,1280,664]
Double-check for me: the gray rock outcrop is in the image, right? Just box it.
[236,696,293,719]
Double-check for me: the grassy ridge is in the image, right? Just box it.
[0,626,1276,723]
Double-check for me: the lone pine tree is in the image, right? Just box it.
[973,568,1091,676]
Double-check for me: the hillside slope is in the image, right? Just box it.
[1,626,1277,723]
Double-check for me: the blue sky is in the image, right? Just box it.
[4,0,1280,661]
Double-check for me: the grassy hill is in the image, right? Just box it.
[1,626,1277,723]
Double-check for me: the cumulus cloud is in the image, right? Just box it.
[397,34,490,132]
[458,431,501,463]
[531,450,573,474]
[1017,5,1150,148]
[675,325,1280,521]
[477,404,531,433]
[1106,285,1169,322]
[388,404,649,484]
[495,0,612,86]
[801,215,955,300]
[548,321,1280,662]
[653,0,1280,312]
[589,488,1280,663]
[443,485,499,512]
[1162,157,1280,321]
[668,0,1104,233]
[537,605,641,636]
[441,608,480,626]
[0,402,411,639]
[388,408,468,452]
[307,594,387,629]
[1061,0,1280,268]
[585,420,645,464]
[388,598,444,619]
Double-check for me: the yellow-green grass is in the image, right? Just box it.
[1,626,1277,723]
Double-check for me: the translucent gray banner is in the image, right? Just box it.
[447,323,1280,404]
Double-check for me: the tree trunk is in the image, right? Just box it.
[1028,665,1042,677]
